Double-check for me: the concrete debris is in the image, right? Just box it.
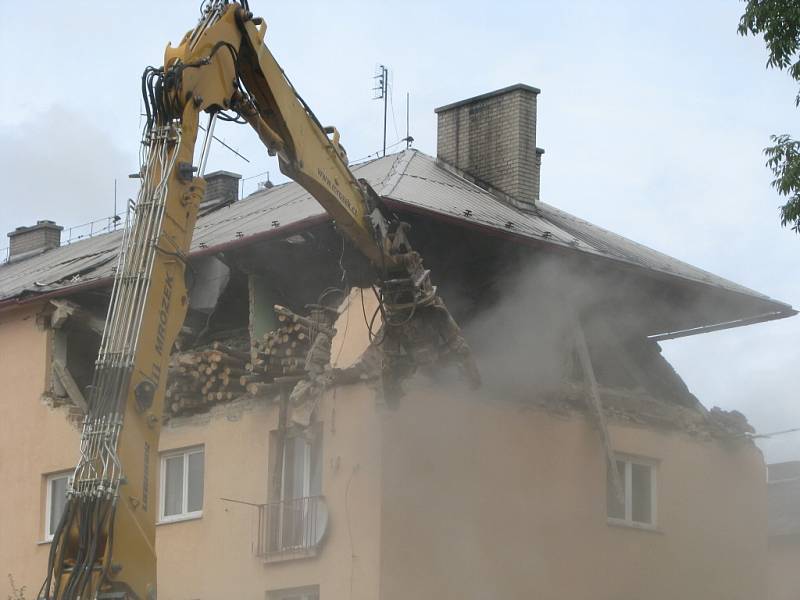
[707,406,755,435]
[287,304,337,427]
[380,296,481,401]
[553,383,754,438]
[40,392,86,428]
[48,299,105,334]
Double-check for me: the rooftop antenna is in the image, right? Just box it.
[373,65,388,156]
[258,172,274,191]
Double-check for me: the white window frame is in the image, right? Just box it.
[45,471,72,542]
[158,446,204,524]
[607,455,658,530]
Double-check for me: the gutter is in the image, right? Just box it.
[0,278,113,314]
[649,310,798,342]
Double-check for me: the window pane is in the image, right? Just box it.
[49,476,68,535]
[164,455,184,516]
[606,460,626,520]
[281,436,295,500]
[631,463,653,524]
[309,434,322,497]
[187,451,204,513]
[283,436,307,500]
[282,434,322,500]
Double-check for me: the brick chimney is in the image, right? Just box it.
[435,84,544,207]
[200,170,242,215]
[7,220,63,261]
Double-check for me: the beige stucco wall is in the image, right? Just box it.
[0,297,768,600]
[0,296,384,600]
[155,382,383,600]
[0,303,80,592]
[768,537,800,600]
[378,383,767,600]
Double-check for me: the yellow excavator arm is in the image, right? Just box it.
[41,2,477,599]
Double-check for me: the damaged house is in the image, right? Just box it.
[0,85,795,600]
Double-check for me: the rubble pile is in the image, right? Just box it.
[547,382,756,438]
[707,406,755,435]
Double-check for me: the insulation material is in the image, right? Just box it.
[188,255,230,313]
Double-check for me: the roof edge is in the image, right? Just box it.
[649,310,798,342]
[0,213,333,314]
[377,196,796,333]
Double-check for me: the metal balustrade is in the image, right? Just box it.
[256,495,326,559]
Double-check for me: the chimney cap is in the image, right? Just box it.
[434,83,541,114]
[8,220,64,238]
[204,170,242,181]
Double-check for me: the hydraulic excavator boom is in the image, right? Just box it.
[41,2,478,598]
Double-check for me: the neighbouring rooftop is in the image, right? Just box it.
[769,461,800,538]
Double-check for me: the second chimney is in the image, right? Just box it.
[200,170,242,215]
[7,220,63,262]
[435,84,543,207]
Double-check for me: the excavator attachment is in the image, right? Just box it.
[40,2,478,598]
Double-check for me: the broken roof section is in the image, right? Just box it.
[0,149,794,337]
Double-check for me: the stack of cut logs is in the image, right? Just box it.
[165,305,333,417]
[248,305,327,385]
[166,341,254,415]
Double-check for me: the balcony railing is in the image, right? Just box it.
[256,495,327,560]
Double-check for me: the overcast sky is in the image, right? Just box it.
[1,0,797,461]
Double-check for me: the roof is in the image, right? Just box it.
[0,149,793,335]
[769,461,800,483]
[769,476,800,537]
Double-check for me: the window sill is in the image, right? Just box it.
[262,547,319,564]
[37,538,53,546]
[607,518,662,534]
[157,512,203,526]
